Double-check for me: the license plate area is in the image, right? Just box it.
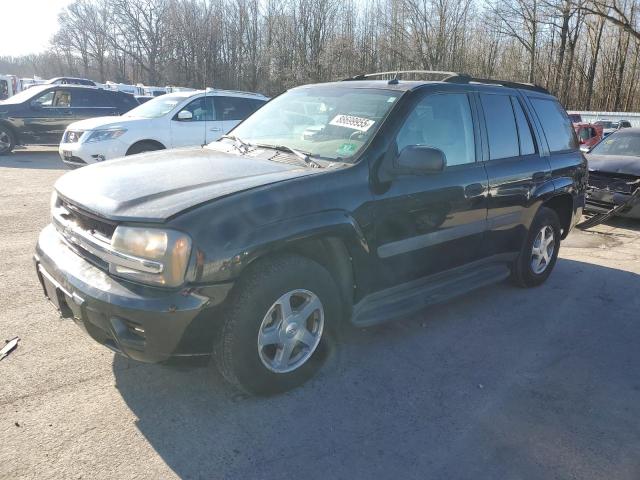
[37,264,75,319]
[62,150,72,160]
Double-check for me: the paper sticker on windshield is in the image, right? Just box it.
[330,115,375,132]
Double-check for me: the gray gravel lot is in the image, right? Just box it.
[1,148,640,479]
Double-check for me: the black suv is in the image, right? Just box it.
[0,85,138,154]
[34,72,586,394]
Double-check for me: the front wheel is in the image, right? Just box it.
[512,207,561,287]
[0,125,15,155]
[214,254,341,395]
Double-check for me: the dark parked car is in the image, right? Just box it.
[34,72,586,394]
[585,128,640,218]
[595,119,633,137]
[0,85,138,154]
[45,77,97,86]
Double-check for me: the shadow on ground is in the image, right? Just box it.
[0,149,66,170]
[113,258,640,479]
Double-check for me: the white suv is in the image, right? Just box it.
[59,89,268,167]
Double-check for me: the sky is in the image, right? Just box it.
[0,0,74,57]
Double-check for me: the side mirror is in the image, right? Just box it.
[177,110,193,121]
[394,145,446,174]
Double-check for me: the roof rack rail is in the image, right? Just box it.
[344,70,550,94]
[442,74,550,94]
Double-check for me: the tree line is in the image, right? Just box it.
[1,0,639,111]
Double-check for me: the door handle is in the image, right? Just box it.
[532,172,547,182]
[209,127,222,132]
[464,183,485,198]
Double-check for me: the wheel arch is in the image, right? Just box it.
[542,193,574,239]
[125,139,166,155]
[0,120,19,145]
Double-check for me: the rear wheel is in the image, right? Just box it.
[214,254,340,395]
[0,125,15,155]
[512,207,561,287]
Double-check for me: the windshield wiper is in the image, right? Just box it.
[220,134,253,152]
[256,143,323,168]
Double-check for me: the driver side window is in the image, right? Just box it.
[177,97,212,121]
[396,93,475,166]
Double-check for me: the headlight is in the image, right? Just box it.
[109,226,192,287]
[84,128,127,143]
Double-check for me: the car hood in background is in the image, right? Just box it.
[65,115,149,131]
[54,147,318,222]
[586,154,640,177]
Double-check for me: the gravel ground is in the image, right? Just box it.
[1,148,640,480]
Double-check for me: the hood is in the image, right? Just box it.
[65,115,145,131]
[54,147,318,222]
[586,154,640,177]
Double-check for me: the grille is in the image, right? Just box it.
[59,199,116,240]
[64,130,84,143]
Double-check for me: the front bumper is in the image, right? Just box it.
[35,224,233,362]
[585,188,640,219]
[58,138,128,168]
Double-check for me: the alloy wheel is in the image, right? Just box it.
[530,225,556,274]
[257,289,324,373]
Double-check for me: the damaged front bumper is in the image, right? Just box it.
[34,224,233,362]
[585,172,640,219]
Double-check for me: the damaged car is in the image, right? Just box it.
[585,128,640,219]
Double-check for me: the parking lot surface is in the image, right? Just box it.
[1,148,640,479]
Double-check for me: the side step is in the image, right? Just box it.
[351,263,511,327]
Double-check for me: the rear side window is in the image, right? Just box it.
[480,93,519,160]
[529,98,577,152]
[114,92,139,111]
[215,96,265,121]
[72,90,109,107]
[511,97,536,155]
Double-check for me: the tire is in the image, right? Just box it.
[126,141,163,156]
[0,125,15,155]
[214,254,341,395]
[511,206,561,288]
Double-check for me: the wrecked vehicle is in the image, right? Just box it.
[35,72,585,394]
[584,128,640,221]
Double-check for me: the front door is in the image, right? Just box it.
[20,88,71,145]
[372,92,489,290]
[170,97,209,148]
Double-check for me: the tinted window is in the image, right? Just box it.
[71,89,108,107]
[511,97,536,155]
[397,93,475,166]
[113,92,139,111]
[216,96,265,121]
[177,97,213,121]
[480,93,519,160]
[530,98,577,152]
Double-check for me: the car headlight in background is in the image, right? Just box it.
[84,128,127,143]
[110,226,192,287]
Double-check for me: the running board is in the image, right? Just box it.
[351,263,511,327]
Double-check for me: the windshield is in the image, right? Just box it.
[124,94,187,118]
[225,87,401,162]
[590,130,640,156]
[0,85,49,105]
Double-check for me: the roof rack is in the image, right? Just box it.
[344,70,549,94]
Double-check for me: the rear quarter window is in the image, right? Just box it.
[530,98,578,152]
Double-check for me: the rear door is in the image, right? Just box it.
[69,89,119,122]
[215,96,265,136]
[372,91,489,289]
[169,96,209,148]
[477,92,552,256]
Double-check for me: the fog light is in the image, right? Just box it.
[91,154,106,162]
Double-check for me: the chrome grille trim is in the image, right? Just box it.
[52,205,163,274]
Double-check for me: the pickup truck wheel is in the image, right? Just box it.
[512,207,561,287]
[0,126,15,155]
[214,254,340,395]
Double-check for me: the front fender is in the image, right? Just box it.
[192,209,371,284]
